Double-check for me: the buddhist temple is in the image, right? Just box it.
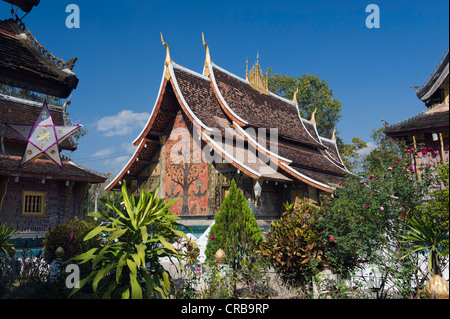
[106,34,350,225]
[0,16,106,232]
[385,49,449,170]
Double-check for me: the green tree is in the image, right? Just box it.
[205,179,262,275]
[266,69,366,171]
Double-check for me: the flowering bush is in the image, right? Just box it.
[316,140,441,276]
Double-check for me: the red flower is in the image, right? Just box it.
[369,175,376,180]
[365,204,371,209]
[329,236,334,242]
[210,235,215,240]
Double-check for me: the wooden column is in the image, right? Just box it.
[439,133,446,164]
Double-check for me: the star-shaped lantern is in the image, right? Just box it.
[5,100,81,169]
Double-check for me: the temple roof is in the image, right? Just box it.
[0,154,106,183]
[384,103,449,137]
[106,39,350,192]
[0,93,77,151]
[0,17,78,98]
[414,49,449,107]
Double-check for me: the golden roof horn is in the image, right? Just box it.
[160,33,172,66]
[202,32,211,76]
[310,108,317,124]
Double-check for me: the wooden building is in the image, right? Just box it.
[106,35,350,224]
[0,17,106,232]
[385,49,449,170]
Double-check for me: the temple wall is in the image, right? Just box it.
[163,112,208,216]
[0,176,84,232]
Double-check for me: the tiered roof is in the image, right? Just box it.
[0,17,78,98]
[106,35,350,192]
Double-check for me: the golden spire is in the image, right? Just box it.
[331,127,336,141]
[160,33,172,67]
[202,32,211,76]
[246,58,249,81]
[247,52,269,95]
[310,108,317,124]
[292,88,298,105]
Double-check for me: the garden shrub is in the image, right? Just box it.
[69,182,188,299]
[43,217,96,262]
[205,179,262,270]
[259,201,323,287]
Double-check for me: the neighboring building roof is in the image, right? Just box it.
[0,155,107,183]
[0,17,78,98]
[106,38,350,192]
[0,93,77,151]
[384,103,449,137]
[386,48,449,137]
[414,49,449,107]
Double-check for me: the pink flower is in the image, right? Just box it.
[380,206,384,211]
[338,182,342,186]
[210,235,215,240]
[369,175,376,180]
[365,204,371,209]
[329,236,334,242]
[387,167,392,171]
[397,159,402,162]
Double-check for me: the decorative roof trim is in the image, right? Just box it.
[132,67,168,146]
[13,17,77,71]
[232,122,292,164]
[415,48,449,101]
[318,148,350,174]
[170,63,216,133]
[201,131,262,179]
[105,139,144,191]
[208,62,249,126]
[280,162,334,192]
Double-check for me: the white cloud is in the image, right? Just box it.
[357,141,377,158]
[97,110,150,137]
[92,147,115,158]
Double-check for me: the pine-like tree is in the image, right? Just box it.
[205,179,262,271]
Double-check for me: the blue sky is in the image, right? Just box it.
[1,0,449,176]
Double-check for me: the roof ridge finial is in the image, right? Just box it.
[331,127,336,141]
[292,87,299,105]
[202,32,211,76]
[246,58,249,81]
[160,32,172,66]
[310,108,317,124]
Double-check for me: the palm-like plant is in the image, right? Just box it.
[69,182,188,299]
[399,214,448,276]
[0,223,16,258]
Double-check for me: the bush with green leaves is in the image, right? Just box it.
[0,223,16,259]
[205,179,262,288]
[43,217,96,262]
[69,183,188,299]
[259,201,324,287]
